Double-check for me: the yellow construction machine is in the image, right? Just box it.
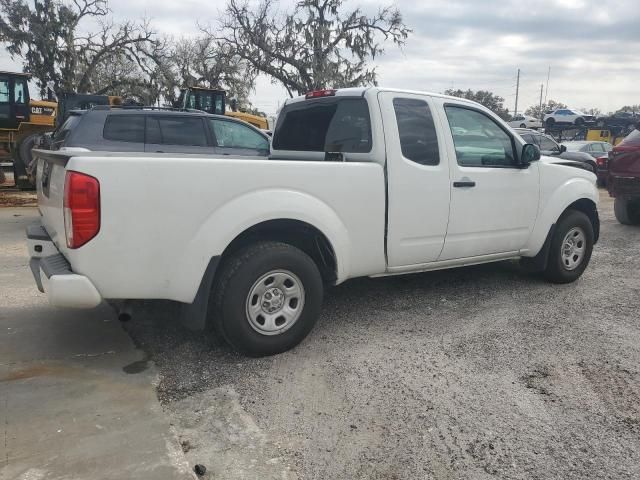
[177,86,269,130]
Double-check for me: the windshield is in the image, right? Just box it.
[273,97,372,153]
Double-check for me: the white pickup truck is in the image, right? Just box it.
[27,87,599,356]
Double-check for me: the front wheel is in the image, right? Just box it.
[520,123,527,128]
[614,197,640,225]
[211,241,324,356]
[575,117,585,126]
[543,210,594,284]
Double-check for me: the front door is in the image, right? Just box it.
[438,103,539,260]
[379,91,451,267]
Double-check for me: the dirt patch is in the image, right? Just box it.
[0,190,37,207]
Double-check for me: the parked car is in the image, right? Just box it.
[514,128,597,173]
[594,154,609,187]
[544,109,595,127]
[508,114,542,129]
[562,141,613,158]
[596,111,638,133]
[49,107,271,157]
[28,87,599,356]
[607,128,640,224]
[562,141,613,187]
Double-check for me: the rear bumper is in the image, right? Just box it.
[26,224,102,308]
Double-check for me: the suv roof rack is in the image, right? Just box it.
[90,105,206,114]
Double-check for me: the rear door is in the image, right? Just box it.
[378,91,451,266]
[438,102,539,260]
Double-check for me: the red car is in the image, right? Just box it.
[608,128,640,224]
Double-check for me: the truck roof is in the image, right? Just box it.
[283,86,481,107]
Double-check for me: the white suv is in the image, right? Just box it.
[544,109,595,127]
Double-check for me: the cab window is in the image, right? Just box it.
[393,98,440,166]
[444,106,516,167]
[14,80,27,104]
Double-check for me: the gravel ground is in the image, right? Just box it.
[124,191,640,480]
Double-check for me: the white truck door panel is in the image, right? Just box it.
[437,102,539,260]
[378,92,451,267]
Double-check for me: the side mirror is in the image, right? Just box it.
[560,144,567,153]
[521,144,541,165]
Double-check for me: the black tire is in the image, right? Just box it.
[543,210,594,284]
[546,118,555,127]
[575,117,585,126]
[211,241,324,356]
[14,134,39,190]
[614,197,640,225]
[520,123,527,128]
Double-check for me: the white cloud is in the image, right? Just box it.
[1,0,637,115]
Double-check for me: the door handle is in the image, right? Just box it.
[453,180,476,188]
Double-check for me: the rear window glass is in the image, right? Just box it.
[146,116,208,146]
[103,115,144,143]
[51,114,82,148]
[273,98,371,153]
[620,129,640,146]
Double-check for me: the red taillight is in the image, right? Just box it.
[596,156,608,167]
[64,171,100,249]
[305,89,337,99]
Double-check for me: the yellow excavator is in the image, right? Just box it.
[0,71,121,189]
[0,71,57,189]
[177,86,269,130]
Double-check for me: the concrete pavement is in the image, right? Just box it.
[0,207,193,480]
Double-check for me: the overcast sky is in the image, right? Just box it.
[1,0,638,115]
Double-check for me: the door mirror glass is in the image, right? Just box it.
[521,144,540,164]
[560,144,567,153]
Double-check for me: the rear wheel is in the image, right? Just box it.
[13,134,39,190]
[520,123,527,128]
[211,241,324,356]
[614,197,640,225]
[543,210,594,283]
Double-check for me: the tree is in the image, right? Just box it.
[524,100,567,119]
[580,107,601,117]
[156,36,256,108]
[444,89,510,120]
[0,0,162,97]
[618,105,640,114]
[215,0,410,97]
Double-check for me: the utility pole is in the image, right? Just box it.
[539,83,544,120]
[544,66,551,104]
[514,68,520,118]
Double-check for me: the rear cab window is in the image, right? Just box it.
[273,97,372,153]
[393,98,440,165]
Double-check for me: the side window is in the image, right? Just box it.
[14,80,27,104]
[210,120,269,151]
[392,98,440,166]
[602,143,613,152]
[538,136,560,152]
[0,79,9,103]
[591,143,604,152]
[103,115,145,143]
[520,133,535,144]
[148,116,208,146]
[444,106,516,167]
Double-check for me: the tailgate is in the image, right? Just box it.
[34,149,72,255]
